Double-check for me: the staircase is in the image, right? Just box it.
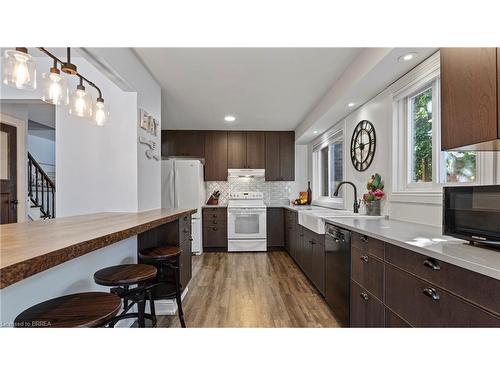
[28,152,56,220]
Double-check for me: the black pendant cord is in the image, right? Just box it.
[37,47,104,101]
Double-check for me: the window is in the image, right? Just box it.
[313,129,344,208]
[407,84,476,186]
[392,53,492,204]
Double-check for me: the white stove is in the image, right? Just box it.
[227,192,267,252]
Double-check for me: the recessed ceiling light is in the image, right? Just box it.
[398,52,417,62]
[313,130,318,134]
[224,115,236,122]
[348,102,355,107]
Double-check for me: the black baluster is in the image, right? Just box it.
[52,188,55,218]
[35,169,39,205]
[41,174,44,216]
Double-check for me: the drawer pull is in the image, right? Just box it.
[422,287,440,301]
[212,214,217,218]
[212,220,218,224]
[360,255,369,262]
[189,237,193,241]
[212,227,218,231]
[360,235,368,243]
[183,216,188,221]
[423,259,441,271]
[360,292,369,301]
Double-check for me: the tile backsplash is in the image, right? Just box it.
[206,177,294,205]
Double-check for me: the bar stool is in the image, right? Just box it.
[139,245,186,328]
[14,292,121,328]
[93,264,158,327]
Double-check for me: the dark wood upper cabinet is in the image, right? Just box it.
[279,131,295,181]
[441,48,500,151]
[246,131,266,169]
[204,131,228,181]
[162,130,205,158]
[265,131,295,181]
[265,132,281,181]
[162,130,293,181]
[227,131,247,169]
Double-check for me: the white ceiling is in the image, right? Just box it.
[134,48,362,131]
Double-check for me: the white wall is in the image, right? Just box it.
[27,134,55,165]
[56,58,138,217]
[82,48,162,212]
[290,144,310,200]
[309,58,500,227]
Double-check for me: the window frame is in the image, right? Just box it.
[312,125,345,210]
[391,53,494,205]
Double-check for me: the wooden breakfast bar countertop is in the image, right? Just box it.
[0,208,197,289]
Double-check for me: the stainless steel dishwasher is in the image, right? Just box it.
[325,223,351,327]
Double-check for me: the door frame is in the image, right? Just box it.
[0,113,27,222]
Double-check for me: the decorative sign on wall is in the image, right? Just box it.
[350,120,376,172]
[138,108,160,161]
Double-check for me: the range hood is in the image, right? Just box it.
[228,169,265,178]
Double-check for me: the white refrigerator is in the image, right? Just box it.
[161,159,206,254]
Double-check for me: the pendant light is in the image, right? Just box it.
[69,77,92,118]
[2,47,37,90]
[41,59,68,105]
[94,97,109,126]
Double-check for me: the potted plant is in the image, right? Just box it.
[363,173,385,216]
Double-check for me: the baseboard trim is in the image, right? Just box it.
[147,287,189,316]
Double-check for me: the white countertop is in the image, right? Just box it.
[325,217,500,281]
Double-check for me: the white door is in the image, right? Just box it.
[161,160,175,208]
[174,159,203,219]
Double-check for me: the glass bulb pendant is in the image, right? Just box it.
[42,67,68,105]
[2,48,37,90]
[69,84,92,118]
[94,99,109,126]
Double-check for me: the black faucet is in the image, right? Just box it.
[333,181,360,213]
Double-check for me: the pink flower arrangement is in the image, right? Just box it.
[363,173,385,202]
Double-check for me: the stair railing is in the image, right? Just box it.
[28,152,56,219]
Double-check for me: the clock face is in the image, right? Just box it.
[350,120,376,172]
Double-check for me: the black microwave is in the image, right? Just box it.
[443,185,500,248]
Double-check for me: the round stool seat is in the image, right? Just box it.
[139,245,181,261]
[14,292,121,328]
[94,264,158,286]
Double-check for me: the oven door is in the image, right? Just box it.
[227,207,266,239]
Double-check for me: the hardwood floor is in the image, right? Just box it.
[158,251,339,328]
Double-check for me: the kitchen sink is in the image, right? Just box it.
[298,209,381,234]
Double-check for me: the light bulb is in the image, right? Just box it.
[42,68,68,105]
[94,100,109,126]
[69,85,92,118]
[2,49,37,90]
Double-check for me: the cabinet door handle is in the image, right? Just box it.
[183,216,188,221]
[360,292,369,301]
[360,255,369,262]
[212,214,217,218]
[422,287,440,301]
[423,259,441,271]
[360,235,368,243]
[189,237,193,241]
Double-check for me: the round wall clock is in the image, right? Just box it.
[350,120,376,172]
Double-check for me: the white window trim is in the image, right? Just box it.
[391,51,495,205]
[311,123,345,210]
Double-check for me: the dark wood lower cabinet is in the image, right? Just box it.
[350,280,384,328]
[202,207,227,251]
[266,208,284,248]
[385,264,500,327]
[385,307,411,328]
[351,231,500,328]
